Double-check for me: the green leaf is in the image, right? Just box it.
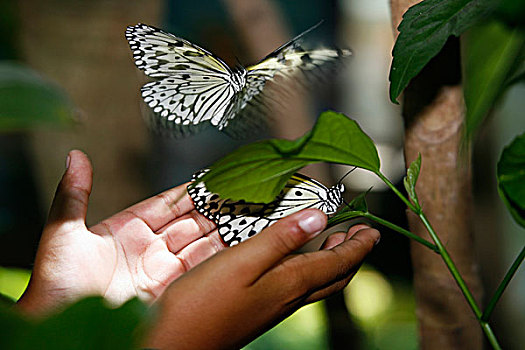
[497,133,525,228]
[0,293,15,306]
[498,186,525,228]
[0,266,31,301]
[504,63,525,88]
[0,296,150,350]
[0,61,76,130]
[346,189,371,213]
[327,211,366,228]
[389,0,495,103]
[463,21,525,138]
[327,190,370,228]
[496,0,525,26]
[403,154,421,208]
[202,111,380,202]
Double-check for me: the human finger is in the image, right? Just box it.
[319,223,374,249]
[118,183,196,233]
[172,229,226,271]
[229,209,327,282]
[301,227,380,303]
[258,226,378,303]
[347,223,373,238]
[162,209,219,253]
[319,232,347,250]
[46,150,93,228]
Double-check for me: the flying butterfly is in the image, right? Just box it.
[125,22,351,137]
[188,169,344,246]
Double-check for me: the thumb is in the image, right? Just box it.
[233,209,327,278]
[47,150,93,227]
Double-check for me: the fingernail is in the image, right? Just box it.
[65,153,71,170]
[375,235,381,246]
[298,211,325,236]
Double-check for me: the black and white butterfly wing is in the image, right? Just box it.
[126,24,239,133]
[214,202,277,246]
[187,170,272,245]
[127,23,351,137]
[222,26,352,133]
[247,21,351,85]
[218,175,342,245]
[266,173,343,219]
[187,169,228,222]
[188,170,344,246]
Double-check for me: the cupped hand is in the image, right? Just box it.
[148,208,380,350]
[16,149,381,350]
[17,150,224,314]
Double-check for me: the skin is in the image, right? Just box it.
[16,150,380,349]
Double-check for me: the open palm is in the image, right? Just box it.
[19,150,224,312]
[18,151,381,349]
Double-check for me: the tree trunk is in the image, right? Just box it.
[390,1,484,349]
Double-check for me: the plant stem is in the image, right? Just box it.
[419,213,502,349]
[482,245,525,322]
[377,170,482,318]
[326,211,363,227]
[377,172,419,213]
[481,322,502,350]
[418,213,483,318]
[327,211,439,253]
[376,170,502,349]
[365,212,438,253]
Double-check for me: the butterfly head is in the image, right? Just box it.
[231,68,247,92]
[324,183,344,214]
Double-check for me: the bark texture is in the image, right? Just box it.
[390,1,484,349]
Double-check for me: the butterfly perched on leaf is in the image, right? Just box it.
[125,22,351,137]
[188,169,344,246]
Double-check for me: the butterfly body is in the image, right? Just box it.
[188,170,344,246]
[126,23,351,136]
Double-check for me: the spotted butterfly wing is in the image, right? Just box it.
[188,169,344,246]
[126,23,351,137]
[224,23,351,133]
[125,24,240,136]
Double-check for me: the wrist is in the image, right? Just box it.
[14,283,59,316]
[15,288,42,315]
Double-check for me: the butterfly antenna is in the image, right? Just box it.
[338,166,357,185]
[293,20,324,41]
[234,56,244,70]
[265,20,325,58]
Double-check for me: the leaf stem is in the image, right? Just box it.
[327,211,439,253]
[366,212,438,253]
[481,322,503,350]
[375,170,502,349]
[377,170,484,317]
[418,213,502,349]
[376,172,419,213]
[326,211,363,227]
[482,245,525,322]
[418,213,482,318]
